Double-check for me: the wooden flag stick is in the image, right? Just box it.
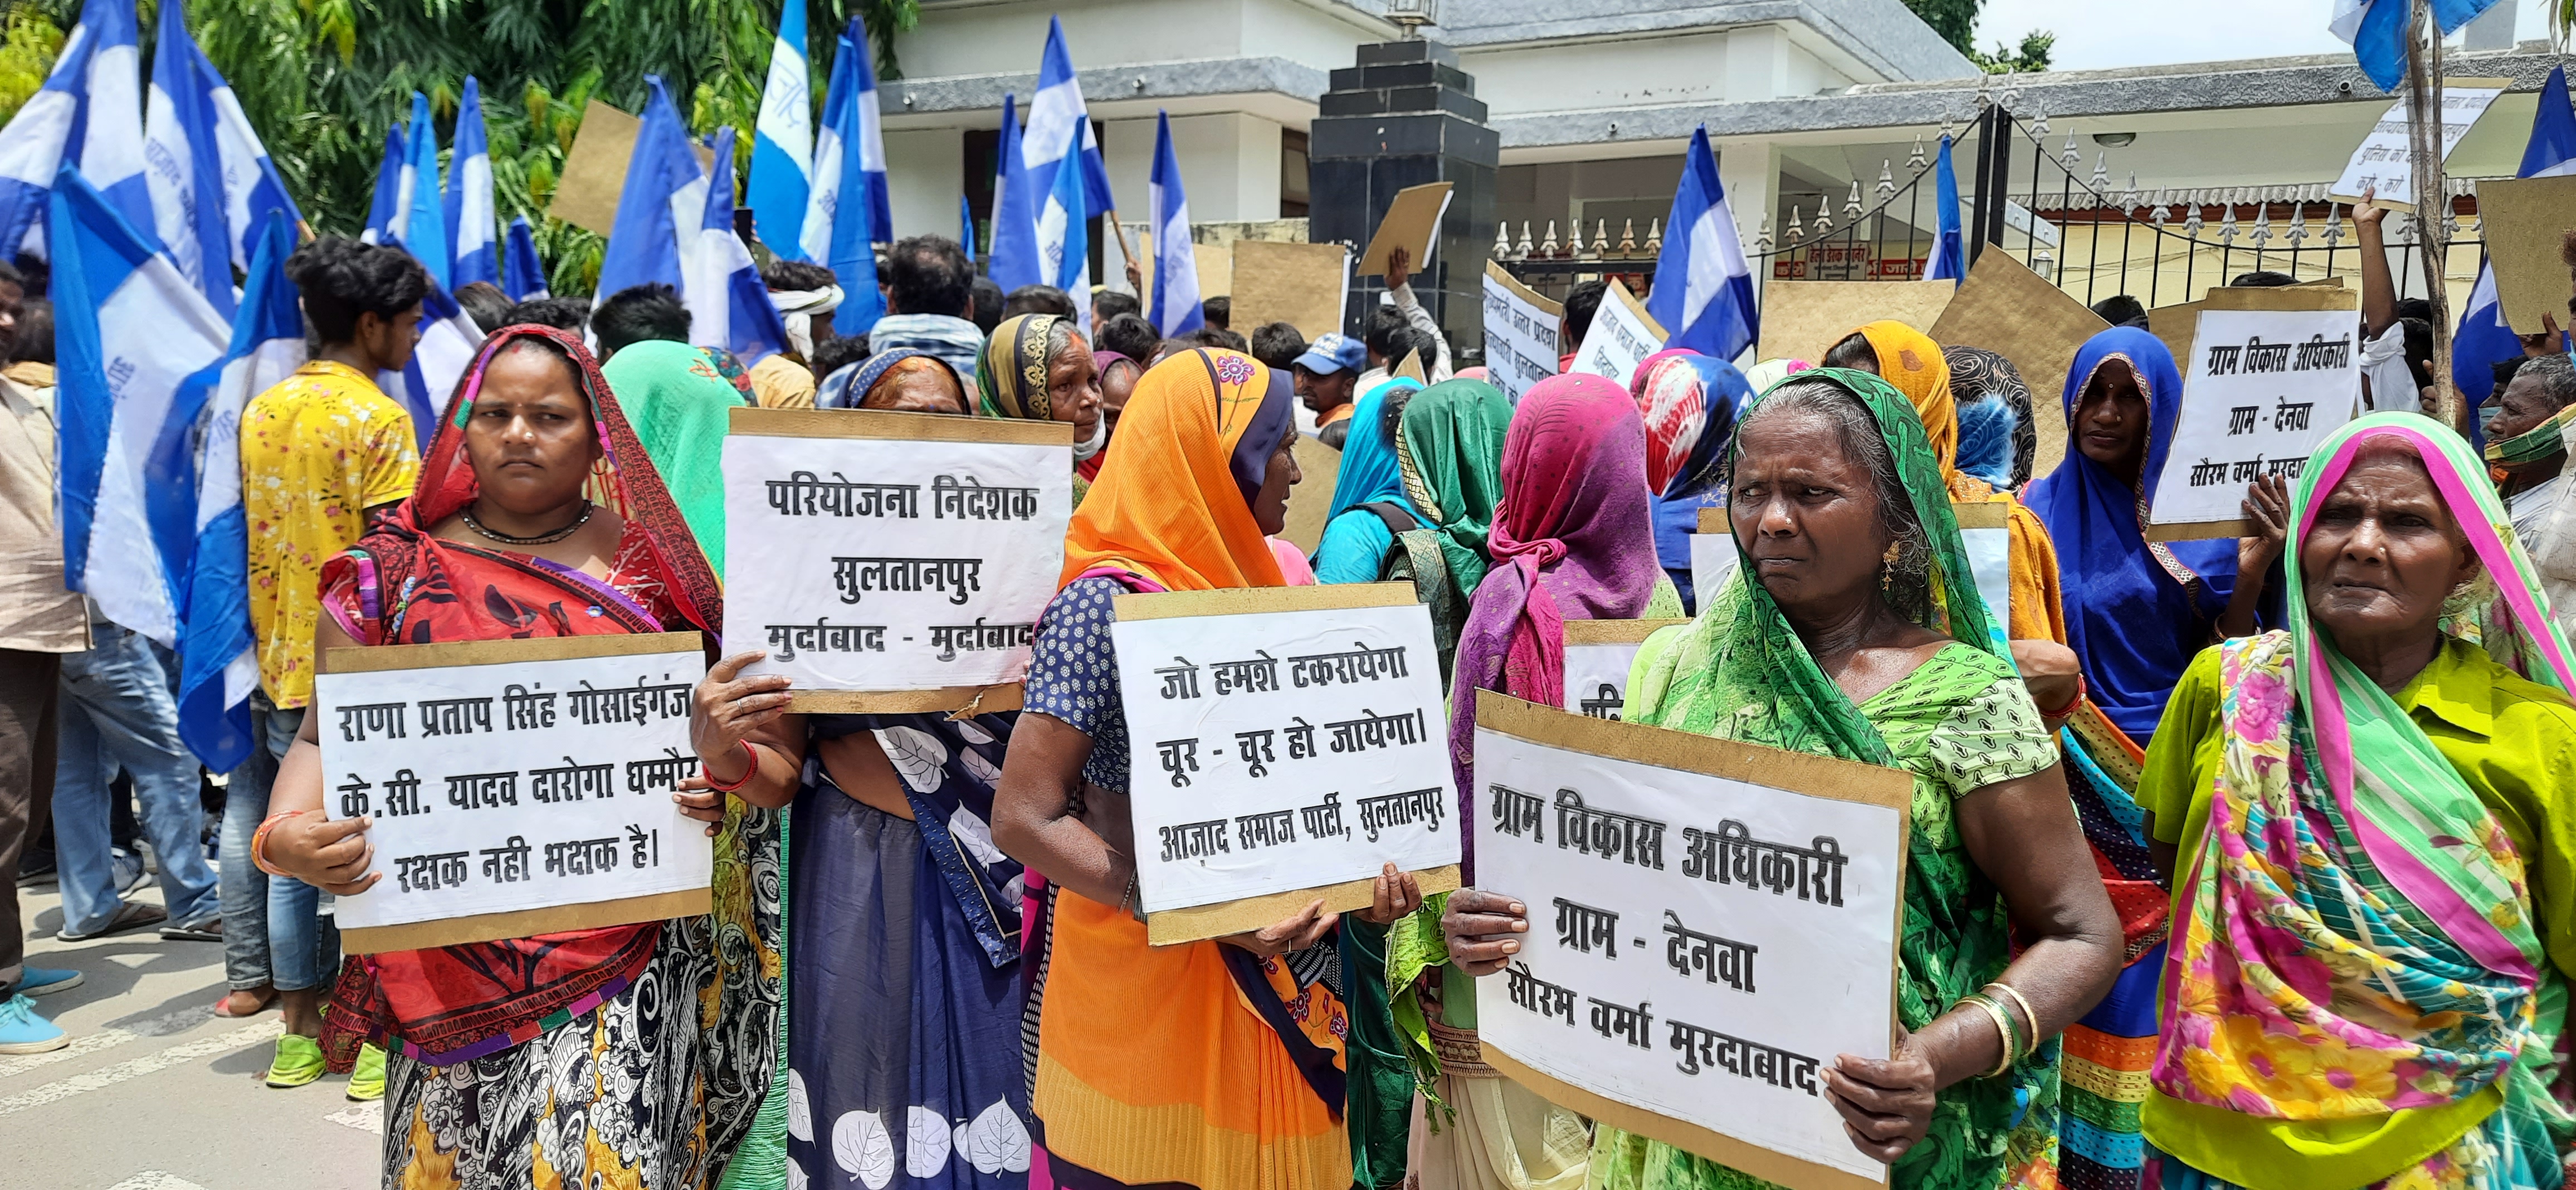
[2404,0,2461,431]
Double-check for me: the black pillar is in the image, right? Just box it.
[1306,38,1499,353]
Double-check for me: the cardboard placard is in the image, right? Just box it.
[1358,182,1455,277]
[1113,583,1461,944]
[2475,174,2576,335]
[1569,279,1668,389]
[1233,240,1351,342]
[2148,305,2361,540]
[1483,261,1565,403]
[2326,80,2510,212]
[1927,253,2109,481]
[550,100,718,236]
[1471,693,1911,1190]
[1563,619,1690,720]
[1280,433,1343,554]
[2149,283,2360,383]
[1393,349,1427,384]
[316,633,715,953]
[1755,280,1954,372]
[1194,242,1233,298]
[721,407,1073,714]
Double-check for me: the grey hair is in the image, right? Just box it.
[2524,352,2576,412]
[1046,316,1084,365]
[1727,379,1937,626]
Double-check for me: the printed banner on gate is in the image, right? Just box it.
[1113,583,1462,944]
[316,633,714,953]
[1471,693,1911,1190]
[2147,305,2360,540]
[722,407,1075,713]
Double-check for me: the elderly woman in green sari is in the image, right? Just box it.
[2135,413,2576,1190]
[1442,370,2121,1190]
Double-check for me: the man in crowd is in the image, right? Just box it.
[1003,284,1074,320]
[1293,332,1367,450]
[1355,247,1451,389]
[870,236,984,386]
[592,282,694,362]
[0,262,89,1053]
[1558,279,1604,371]
[755,260,842,409]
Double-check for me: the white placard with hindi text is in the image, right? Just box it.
[316,635,713,939]
[1471,696,1909,1188]
[722,409,1073,698]
[1113,587,1460,935]
[1563,620,1688,722]
[1570,280,1666,390]
[2328,83,2506,208]
[2149,307,2360,535]
[1483,261,1563,404]
[1691,533,1739,608]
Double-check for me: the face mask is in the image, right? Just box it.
[1072,409,1109,460]
[2479,402,2505,439]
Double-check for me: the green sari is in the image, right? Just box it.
[601,339,747,580]
[1389,378,1513,685]
[1606,369,2062,1190]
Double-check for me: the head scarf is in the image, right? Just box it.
[1954,394,2018,490]
[2156,414,2573,1167]
[1394,378,1511,602]
[698,345,756,401]
[769,284,843,359]
[599,338,746,579]
[1740,358,1809,395]
[1948,345,2039,487]
[2023,328,2243,738]
[1855,321,1958,475]
[1629,352,1755,610]
[978,313,1072,421]
[1325,382,1414,525]
[819,348,968,412]
[1448,373,1661,872]
[1059,348,1292,592]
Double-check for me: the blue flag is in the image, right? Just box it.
[596,76,700,300]
[1923,134,1965,286]
[2456,65,2576,412]
[688,126,789,363]
[1644,126,1757,363]
[364,122,404,245]
[1147,110,1202,336]
[987,93,1042,291]
[748,0,813,257]
[504,215,548,301]
[447,77,497,288]
[823,74,884,335]
[1037,118,1091,330]
[0,0,148,259]
[2334,0,2502,92]
[403,91,449,289]
[140,0,232,315]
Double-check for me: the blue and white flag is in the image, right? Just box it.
[2456,64,2576,412]
[799,21,856,265]
[1146,110,1201,336]
[504,215,548,300]
[960,193,977,262]
[748,0,812,257]
[0,0,146,259]
[142,0,233,316]
[191,42,298,273]
[446,76,497,288]
[595,76,702,301]
[1923,134,1965,286]
[688,127,788,364]
[1023,16,1114,214]
[48,164,228,646]
[1645,125,1758,363]
[2332,0,2500,92]
[403,91,450,290]
[818,74,884,335]
[363,122,404,245]
[170,209,301,770]
[987,93,1043,291]
[848,27,893,247]
[1036,119,1092,331]
[379,283,485,449]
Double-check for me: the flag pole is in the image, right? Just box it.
[2403,0,2460,430]
[1102,208,1141,293]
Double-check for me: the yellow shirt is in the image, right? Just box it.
[240,361,419,708]
[747,354,817,409]
[2138,636,2576,1189]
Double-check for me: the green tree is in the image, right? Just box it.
[1972,30,2054,74]
[1899,0,2049,74]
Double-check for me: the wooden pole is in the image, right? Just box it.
[2403,0,2461,430]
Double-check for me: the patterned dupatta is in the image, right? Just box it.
[2155,413,2571,1129]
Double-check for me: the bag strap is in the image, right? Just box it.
[1358,500,1421,537]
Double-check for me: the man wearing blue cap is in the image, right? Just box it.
[1294,331,1367,450]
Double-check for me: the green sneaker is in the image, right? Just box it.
[265,1033,324,1088]
[346,1041,387,1101]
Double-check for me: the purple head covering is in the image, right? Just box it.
[1447,373,1661,877]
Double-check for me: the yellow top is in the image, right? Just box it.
[747,353,817,409]
[2137,637,2576,1189]
[239,361,419,708]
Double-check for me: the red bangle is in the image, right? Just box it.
[2038,674,2087,720]
[704,740,760,793]
[251,811,303,877]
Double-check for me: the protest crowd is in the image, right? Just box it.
[13,4,2576,1190]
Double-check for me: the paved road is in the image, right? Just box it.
[2,877,379,1189]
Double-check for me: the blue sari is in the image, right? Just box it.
[1312,381,1423,584]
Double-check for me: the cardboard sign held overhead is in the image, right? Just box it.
[1755,280,1953,370]
[2152,284,2360,384]
[1482,261,1564,403]
[1927,253,2109,481]
[550,100,719,236]
[1568,279,1667,389]
[2476,174,2576,335]
[1194,242,1233,298]
[1358,182,1454,278]
[1233,240,1350,342]
[2326,80,2510,212]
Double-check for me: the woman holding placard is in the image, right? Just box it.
[1391,372,1680,1190]
[977,313,1106,507]
[2134,414,2576,1190]
[255,325,795,1188]
[993,348,1425,1190]
[1446,371,2123,1190]
[1381,377,1515,684]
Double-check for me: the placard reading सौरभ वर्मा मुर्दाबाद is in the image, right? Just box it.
[1112,588,1462,932]
[2151,306,2360,535]
[721,410,1074,700]
[317,635,715,946]
[1471,693,1910,1189]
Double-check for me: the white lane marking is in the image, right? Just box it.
[0,1004,214,1080]
[0,1020,281,1117]
[326,1101,385,1134]
[105,1173,212,1190]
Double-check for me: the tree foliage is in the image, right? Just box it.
[0,0,919,295]
[1972,30,2054,75]
[1898,0,2048,75]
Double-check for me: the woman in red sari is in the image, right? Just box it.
[256,325,797,1188]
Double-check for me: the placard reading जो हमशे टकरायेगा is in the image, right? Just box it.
[1471,693,1912,1190]
[721,407,1074,712]
[315,632,715,953]
[1112,583,1463,944]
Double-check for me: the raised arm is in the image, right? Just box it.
[2354,197,2397,340]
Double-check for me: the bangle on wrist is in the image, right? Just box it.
[2038,674,2086,720]
[1959,993,2018,1079]
[704,740,760,794]
[251,811,302,878]
[1983,981,2039,1052]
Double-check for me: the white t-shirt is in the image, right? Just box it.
[2357,323,2418,413]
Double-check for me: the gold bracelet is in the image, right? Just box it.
[1983,982,2039,1055]
[1959,993,2017,1079]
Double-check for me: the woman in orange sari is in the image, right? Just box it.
[993,348,1421,1189]
[256,325,796,1187]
